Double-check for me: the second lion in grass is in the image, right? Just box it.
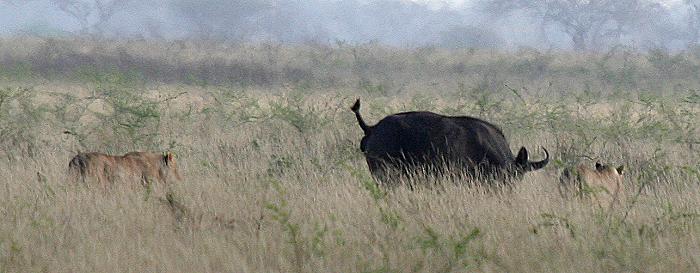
[559,162,625,209]
[69,151,182,187]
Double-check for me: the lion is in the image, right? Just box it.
[68,151,182,186]
[559,162,625,209]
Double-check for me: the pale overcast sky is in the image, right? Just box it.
[411,0,470,9]
[415,0,683,9]
[0,0,694,50]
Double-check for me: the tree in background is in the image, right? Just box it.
[687,0,700,44]
[478,0,667,51]
[170,0,272,41]
[3,0,132,35]
[58,0,133,35]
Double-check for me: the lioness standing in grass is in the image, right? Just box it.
[68,151,182,186]
[560,162,625,209]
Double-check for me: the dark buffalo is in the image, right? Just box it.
[351,99,548,183]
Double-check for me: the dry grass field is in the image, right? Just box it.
[0,38,699,272]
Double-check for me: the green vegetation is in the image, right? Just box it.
[0,38,698,272]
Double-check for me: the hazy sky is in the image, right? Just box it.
[0,0,695,50]
[412,0,471,9]
[417,0,684,8]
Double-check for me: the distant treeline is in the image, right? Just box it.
[1,37,699,95]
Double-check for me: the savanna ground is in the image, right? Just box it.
[0,37,699,272]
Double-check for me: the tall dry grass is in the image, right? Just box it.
[0,39,698,272]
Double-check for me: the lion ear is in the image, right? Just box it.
[595,162,603,171]
[616,165,625,175]
[163,152,175,166]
